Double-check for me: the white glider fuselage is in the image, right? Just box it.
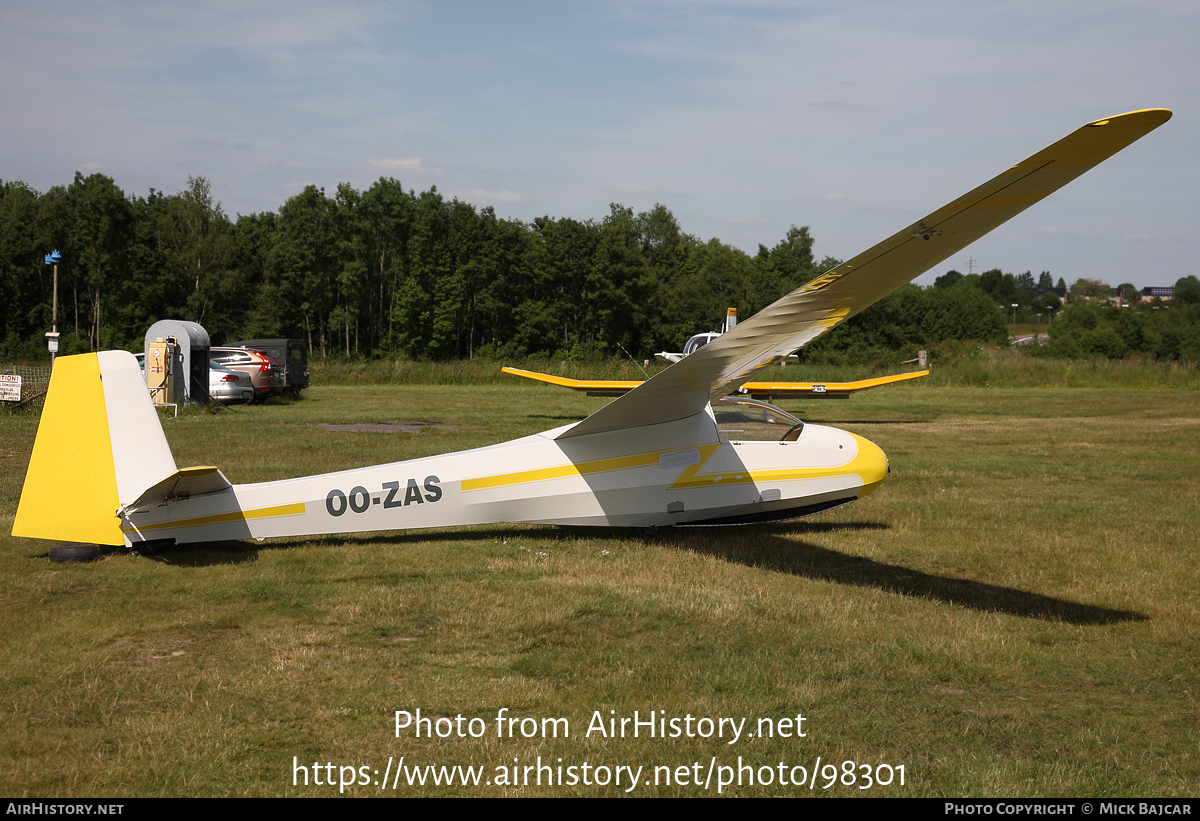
[122,409,886,546]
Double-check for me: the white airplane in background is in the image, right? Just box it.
[12,109,1170,548]
[657,307,742,364]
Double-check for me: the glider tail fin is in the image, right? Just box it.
[13,351,177,546]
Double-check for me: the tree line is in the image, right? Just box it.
[9,171,1190,367]
[932,265,1200,361]
[1043,291,1200,360]
[1,173,843,361]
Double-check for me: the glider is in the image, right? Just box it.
[501,365,930,399]
[12,109,1170,547]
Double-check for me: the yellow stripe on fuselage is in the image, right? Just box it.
[461,447,698,491]
[666,434,886,491]
[462,436,887,496]
[123,502,306,535]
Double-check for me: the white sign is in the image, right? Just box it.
[0,373,22,402]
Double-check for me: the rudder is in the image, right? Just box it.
[13,351,177,546]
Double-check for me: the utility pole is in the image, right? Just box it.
[44,250,61,365]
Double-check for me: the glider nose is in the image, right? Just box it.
[849,433,889,498]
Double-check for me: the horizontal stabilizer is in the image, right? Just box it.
[120,466,233,516]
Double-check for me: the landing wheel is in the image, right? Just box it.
[631,525,668,540]
[48,543,100,563]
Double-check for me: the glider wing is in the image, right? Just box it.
[558,108,1171,439]
[503,365,930,398]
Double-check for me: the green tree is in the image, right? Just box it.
[749,225,821,316]
[588,204,651,356]
[525,215,600,357]
[934,269,963,289]
[231,210,280,340]
[270,186,335,355]
[159,176,233,328]
[1082,324,1126,358]
[67,172,133,350]
[359,178,414,352]
[1174,275,1200,305]
[979,269,1019,304]
[1071,278,1113,300]
[0,181,48,356]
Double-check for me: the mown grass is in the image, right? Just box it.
[0,378,1197,796]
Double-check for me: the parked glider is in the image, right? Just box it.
[12,109,1170,547]
[502,366,929,400]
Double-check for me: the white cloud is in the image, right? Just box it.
[194,138,256,152]
[363,158,443,176]
[463,189,525,204]
[609,182,654,194]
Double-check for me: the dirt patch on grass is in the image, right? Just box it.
[274,420,475,433]
[107,630,236,669]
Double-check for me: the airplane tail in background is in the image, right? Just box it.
[13,351,178,545]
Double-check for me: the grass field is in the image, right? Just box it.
[1,377,1197,797]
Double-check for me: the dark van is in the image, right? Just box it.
[235,339,309,393]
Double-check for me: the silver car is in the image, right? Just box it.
[208,360,254,404]
[209,346,286,402]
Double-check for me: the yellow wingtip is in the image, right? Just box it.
[1087,108,1172,128]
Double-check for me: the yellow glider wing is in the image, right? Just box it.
[557,108,1170,439]
[743,370,929,399]
[503,366,929,398]
[501,367,643,396]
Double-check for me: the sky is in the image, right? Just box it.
[2,0,1196,288]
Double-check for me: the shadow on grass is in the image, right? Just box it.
[133,525,561,566]
[133,520,1145,625]
[666,522,1147,626]
[133,541,261,566]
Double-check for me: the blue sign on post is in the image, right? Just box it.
[44,250,61,265]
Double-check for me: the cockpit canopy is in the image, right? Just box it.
[682,332,722,357]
